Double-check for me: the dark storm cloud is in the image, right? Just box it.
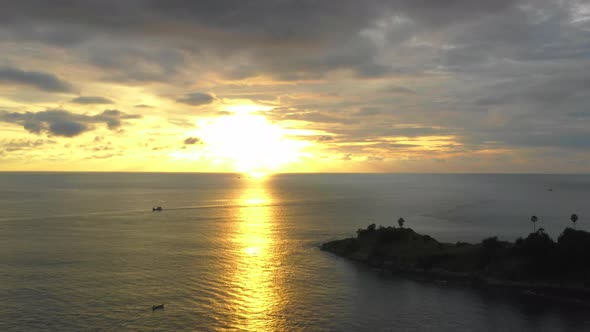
[176,93,216,106]
[397,0,518,27]
[511,133,590,149]
[0,1,516,37]
[87,45,186,83]
[0,109,141,137]
[465,127,590,150]
[71,96,114,104]
[439,3,587,71]
[568,110,590,118]
[355,107,389,116]
[0,67,73,92]
[0,0,521,81]
[475,73,590,107]
[385,86,417,95]
[0,23,92,46]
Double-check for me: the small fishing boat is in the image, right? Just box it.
[152,304,164,311]
[152,206,163,212]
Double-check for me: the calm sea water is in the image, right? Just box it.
[1,173,589,331]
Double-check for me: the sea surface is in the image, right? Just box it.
[1,173,589,331]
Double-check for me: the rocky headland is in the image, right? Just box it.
[322,224,590,303]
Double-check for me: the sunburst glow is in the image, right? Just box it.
[196,112,308,175]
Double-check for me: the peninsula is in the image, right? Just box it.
[322,224,590,301]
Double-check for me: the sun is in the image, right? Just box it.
[196,112,308,175]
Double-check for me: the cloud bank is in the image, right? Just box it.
[0,67,73,92]
[0,109,141,137]
[0,0,589,171]
[71,96,114,104]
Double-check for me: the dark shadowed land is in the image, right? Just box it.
[322,224,590,304]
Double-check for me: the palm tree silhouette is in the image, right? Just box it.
[398,217,405,228]
[531,215,538,233]
[571,214,578,229]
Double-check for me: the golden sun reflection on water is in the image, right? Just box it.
[228,178,285,331]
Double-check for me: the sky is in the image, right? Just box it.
[1,0,589,173]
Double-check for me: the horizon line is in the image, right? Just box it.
[0,171,588,175]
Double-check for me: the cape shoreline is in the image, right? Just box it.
[321,224,590,304]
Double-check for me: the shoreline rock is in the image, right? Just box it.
[321,225,590,304]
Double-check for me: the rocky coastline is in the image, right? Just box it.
[321,224,590,304]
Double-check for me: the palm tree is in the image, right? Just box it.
[571,214,578,229]
[531,215,538,233]
[398,217,405,228]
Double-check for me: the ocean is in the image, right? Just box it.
[1,173,589,331]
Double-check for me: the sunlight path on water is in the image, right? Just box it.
[225,177,288,331]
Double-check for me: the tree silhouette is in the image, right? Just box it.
[531,215,538,233]
[398,217,405,228]
[571,214,578,229]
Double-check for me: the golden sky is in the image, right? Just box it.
[1,1,589,173]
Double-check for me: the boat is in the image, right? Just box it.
[152,206,163,212]
[152,304,164,311]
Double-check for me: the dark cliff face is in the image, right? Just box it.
[322,225,590,284]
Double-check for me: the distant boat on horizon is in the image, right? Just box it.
[152,206,163,212]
